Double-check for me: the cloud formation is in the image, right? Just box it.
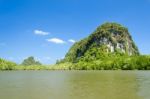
[68,39,76,43]
[34,29,49,35]
[46,38,65,44]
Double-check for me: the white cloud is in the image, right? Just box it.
[68,39,76,43]
[46,38,66,44]
[34,29,49,35]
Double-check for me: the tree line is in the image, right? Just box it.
[1,55,150,70]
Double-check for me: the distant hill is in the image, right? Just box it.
[62,22,139,63]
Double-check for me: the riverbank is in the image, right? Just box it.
[1,55,150,70]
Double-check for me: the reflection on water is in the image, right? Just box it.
[0,71,149,99]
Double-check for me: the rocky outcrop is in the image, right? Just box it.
[63,22,139,63]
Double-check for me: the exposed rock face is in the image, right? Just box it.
[63,22,139,62]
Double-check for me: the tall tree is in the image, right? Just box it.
[21,56,41,66]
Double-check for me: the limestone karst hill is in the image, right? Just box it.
[63,22,139,63]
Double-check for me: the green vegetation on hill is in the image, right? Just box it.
[62,22,139,63]
[54,22,150,70]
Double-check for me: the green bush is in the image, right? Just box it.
[0,58,17,70]
[55,55,150,70]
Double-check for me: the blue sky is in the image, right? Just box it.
[0,0,150,64]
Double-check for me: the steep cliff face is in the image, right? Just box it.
[63,22,139,63]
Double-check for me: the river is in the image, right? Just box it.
[0,71,150,99]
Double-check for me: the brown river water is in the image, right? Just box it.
[0,71,150,99]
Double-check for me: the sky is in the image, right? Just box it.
[0,0,150,64]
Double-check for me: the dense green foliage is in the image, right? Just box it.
[1,55,150,70]
[0,58,17,70]
[14,65,50,70]
[0,57,51,70]
[69,55,150,70]
[54,54,150,70]
[0,58,51,70]
[21,56,41,66]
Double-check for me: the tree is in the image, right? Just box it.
[21,56,41,66]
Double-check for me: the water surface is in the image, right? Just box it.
[0,71,150,99]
